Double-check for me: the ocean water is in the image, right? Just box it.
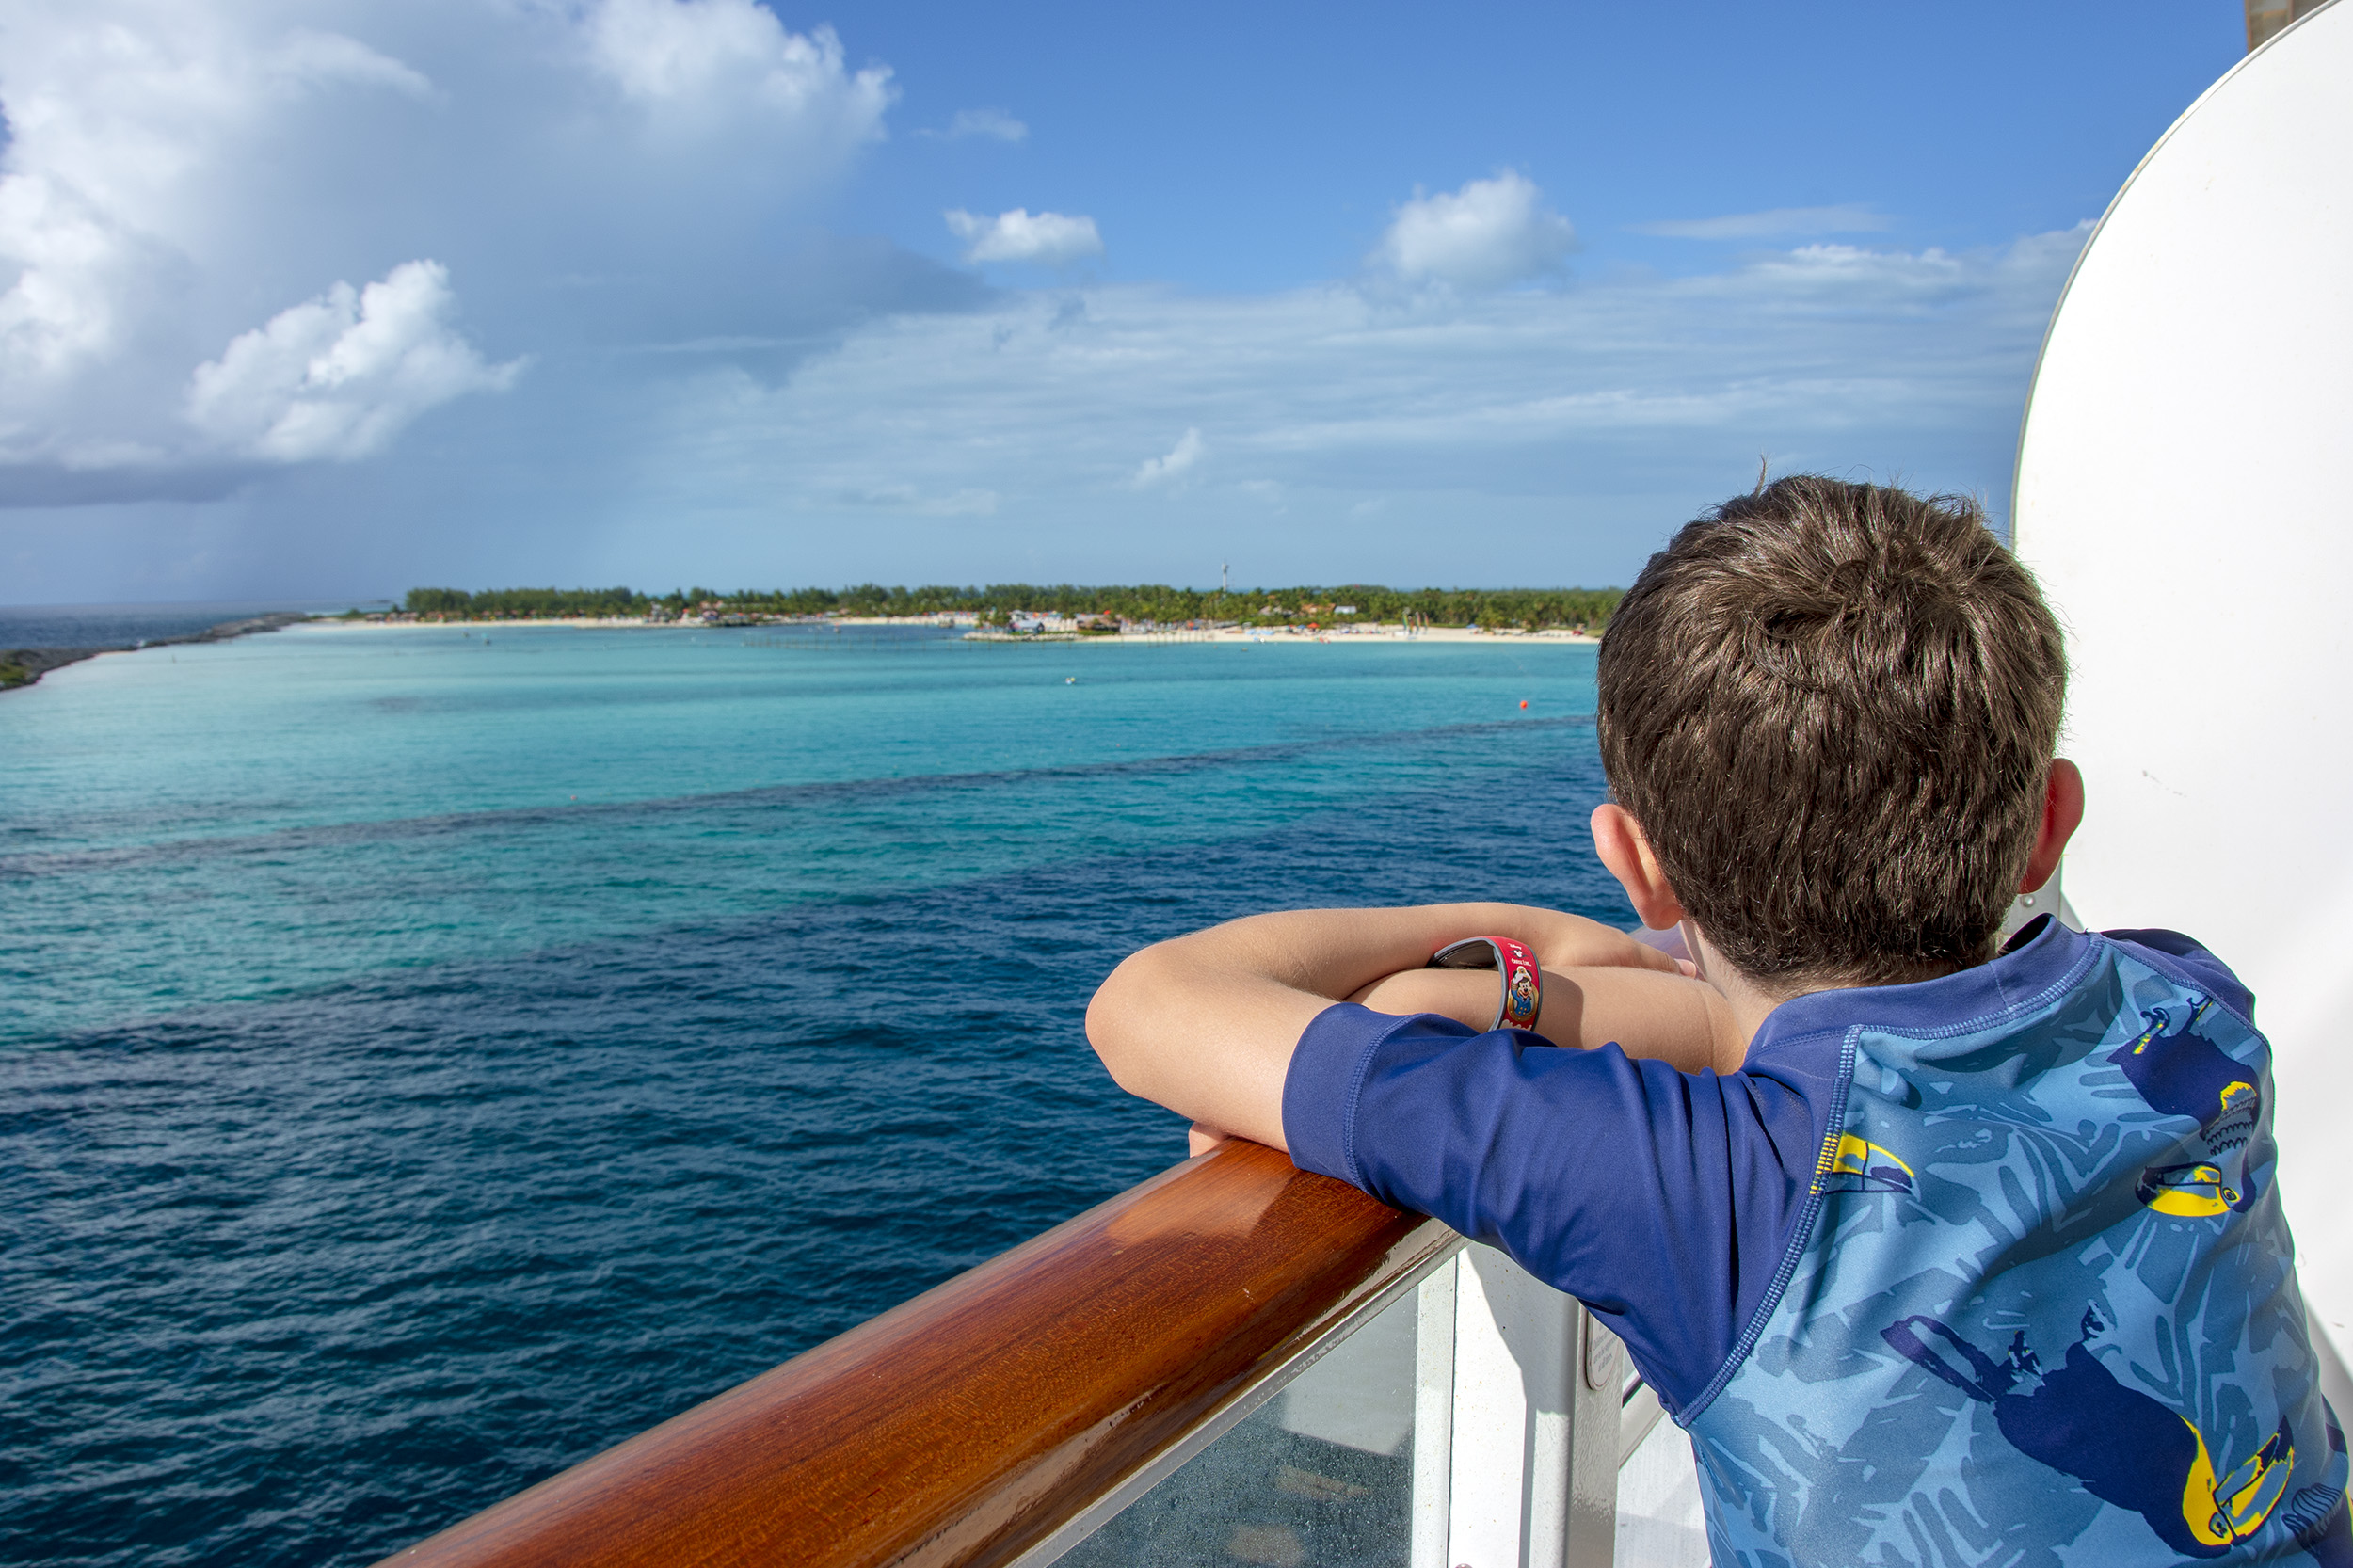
[0,623,1630,1568]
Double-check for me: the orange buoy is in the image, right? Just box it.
[1519,699,1529,709]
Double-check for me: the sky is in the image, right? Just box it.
[0,1,2248,603]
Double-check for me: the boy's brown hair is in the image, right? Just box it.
[1596,476,2066,988]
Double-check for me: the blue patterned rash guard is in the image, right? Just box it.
[1283,916,2351,1565]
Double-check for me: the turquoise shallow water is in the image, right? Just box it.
[2,623,1628,1566]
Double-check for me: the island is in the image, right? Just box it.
[378,583,1626,635]
[0,612,312,693]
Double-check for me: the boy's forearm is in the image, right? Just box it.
[1353,964,1736,1074]
[1112,903,1669,1001]
[1086,904,1684,1148]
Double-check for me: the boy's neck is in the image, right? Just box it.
[1684,920,1996,1059]
[1684,923,1790,1058]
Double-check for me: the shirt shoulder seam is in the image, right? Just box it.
[1674,1021,1860,1426]
[2103,932,2260,1038]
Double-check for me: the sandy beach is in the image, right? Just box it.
[303,616,1598,646]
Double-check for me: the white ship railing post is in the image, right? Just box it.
[1411,1256,1459,1568]
[1434,1243,1625,1567]
[1570,1306,1631,1568]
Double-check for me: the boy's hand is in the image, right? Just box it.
[1187,1122,1233,1157]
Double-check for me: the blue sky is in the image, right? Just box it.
[0,1,2245,602]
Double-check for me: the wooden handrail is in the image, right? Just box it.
[378,1140,1449,1568]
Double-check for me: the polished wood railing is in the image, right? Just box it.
[377,1140,1455,1568]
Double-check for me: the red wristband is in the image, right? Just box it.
[1428,936,1543,1032]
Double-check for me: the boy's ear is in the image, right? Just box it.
[1591,803,1687,931]
[2020,758,2086,895]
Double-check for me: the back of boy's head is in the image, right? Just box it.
[1597,476,2066,989]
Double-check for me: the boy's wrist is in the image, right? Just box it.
[1429,936,1543,1031]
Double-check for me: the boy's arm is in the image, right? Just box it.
[1350,964,1737,1075]
[1085,903,1694,1151]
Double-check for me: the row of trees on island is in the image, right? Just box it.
[397,583,1626,630]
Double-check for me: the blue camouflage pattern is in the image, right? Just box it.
[1683,928,2351,1566]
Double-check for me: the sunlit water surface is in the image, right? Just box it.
[1,623,1628,1567]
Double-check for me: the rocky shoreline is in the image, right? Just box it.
[0,612,313,693]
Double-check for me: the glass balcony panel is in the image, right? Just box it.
[1058,1284,1420,1568]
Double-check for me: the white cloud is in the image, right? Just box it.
[1373,171,1576,290]
[608,227,2084,585]
[0,171,143,380]
[0,11,438,392]
[1632,204,1895,241]
[841,483,1000,514]
[184,261,520,463]
[271,30,434,99]
[584,0,892,130]
[939,108,1027,142]
[946,207,1103,265]
[0,0,907,495]
[1132,428,1204,488]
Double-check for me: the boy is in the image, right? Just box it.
[1086,477,2348,1564]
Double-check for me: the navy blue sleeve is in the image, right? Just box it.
[1283,1002,1835,1417]
[2103,929,2257,1028]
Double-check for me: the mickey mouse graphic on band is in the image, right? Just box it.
[1861,997,2353,1560]
[1504,958,1538,1028]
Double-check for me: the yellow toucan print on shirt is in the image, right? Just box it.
[1818,1132,1915,1195]
[2137,1162,2242,1217]
[2184,1415,2297,1549]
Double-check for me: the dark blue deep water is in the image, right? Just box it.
[1,625,1627,1567]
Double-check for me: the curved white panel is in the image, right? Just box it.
[2013,2,2353,1333]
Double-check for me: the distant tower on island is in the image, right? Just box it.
[1221,562,1229,594]
[2248,0,2325,49]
